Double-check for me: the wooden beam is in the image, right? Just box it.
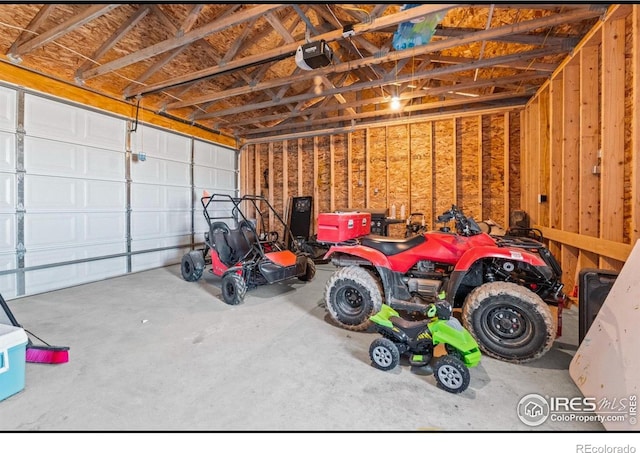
[538,87,550,228]
[534,226,632,263]
[268,142,274,231]
[201,72,538,125]
[282,140,288,220]
[7,4,55,57]
[0,60,234,146]
[347,133,353,210]
[81,4,284,80]
[452,118,458,206]
[75,5,150,76]
[478,115,484,218]
[503,112,510,226]
[170,46,556,110]
[633,5,640,245]
[599,15,626,269]
[297,138,303,197]
[11,4,121,57]
[578,45,600,269]
[126,3,457,97]
[365,129,371,208]
[330,135,335,213]
[313,137,319,232]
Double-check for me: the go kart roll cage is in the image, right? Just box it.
[200,193,302,257]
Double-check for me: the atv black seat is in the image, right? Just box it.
[389,316,429,339]
[360,234,426,256]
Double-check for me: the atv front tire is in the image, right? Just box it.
[434,355,470,393]
[462,281,555,363]
[325,266,383,331]
[181,251,205,282]
[369,338,400,371]
[221,273,247,305]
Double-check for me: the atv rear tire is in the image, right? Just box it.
[434,355,470,393]
[462,281,555,363]
[221,273,247,305]
[325,266,383,331]
[369,338,400,371]
[181,251,205,282]
[298,257,316,282]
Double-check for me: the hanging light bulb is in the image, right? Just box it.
[390,95,401,110]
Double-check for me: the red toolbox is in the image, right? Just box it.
[317,212,371,243]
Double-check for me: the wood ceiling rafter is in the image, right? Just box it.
[0,3,607,140]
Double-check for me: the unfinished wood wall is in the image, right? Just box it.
[240,109,521,241]
[520,4,639,295]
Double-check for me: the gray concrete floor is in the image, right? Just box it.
[0,263,603,431]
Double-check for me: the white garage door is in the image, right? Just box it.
[0,86,16,299]
[193,139,238,237]
[129,124,193,272]
[22,94,127,296]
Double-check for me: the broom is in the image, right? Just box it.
[0,292,69,364]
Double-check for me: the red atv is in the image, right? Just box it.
[181,193,315,305]
[321,205,565,363]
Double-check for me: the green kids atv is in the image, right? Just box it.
[368,301,481,393]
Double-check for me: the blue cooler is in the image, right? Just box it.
[0,324,28,401]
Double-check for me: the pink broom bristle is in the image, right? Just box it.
[26,346,69,364]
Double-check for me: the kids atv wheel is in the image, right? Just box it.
[462,281,556,363]
[221,273,247,305]
[181,251,205,282]
[325,266,383,331]
[434,355,470,393]
[298,257,316,282]
[369,338,400,371]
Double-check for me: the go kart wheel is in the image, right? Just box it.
[434,355,470,393]
[462,281,555,363]
[369,338,400,371]
[325,266,383,331]
[298,257,316,282]
[181,251,205,282]
[221,273,247,305]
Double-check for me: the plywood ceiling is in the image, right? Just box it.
[0,3,606,142]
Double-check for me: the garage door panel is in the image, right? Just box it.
[25,256,127,295]
[24,136,124,181]
[25,212,125,248]
[131,158,190,187]
[25,95,125,151]
[0,253,16,299]
[131,184,190,211]
[131,211,190,237]
[130,125,191,163]
[0,173,15,212]
[0,214,15,252]
[0,87,16,133]
[25,241,125,268]
[25,175,124,211]
[131,236,190,272]
[0,132,15,171]
[194,140,236,169]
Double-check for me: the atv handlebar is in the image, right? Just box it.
[436,205,482,237]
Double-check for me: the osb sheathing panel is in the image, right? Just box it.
[244,112,520,237]
[409,122,433,227]
[332,134,349,211]
[458,117,481,221]
[433,120,455,220]
[368,127,387,210]
[350,130,366,211]
[623,12,634,244]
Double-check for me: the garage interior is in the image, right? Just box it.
[0,3,638,432]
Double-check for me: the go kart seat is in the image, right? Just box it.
[226,220,258,262]
[210,222,235,266]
